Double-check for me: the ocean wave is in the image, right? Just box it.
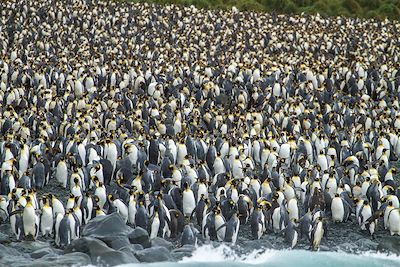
[114,243,400,267]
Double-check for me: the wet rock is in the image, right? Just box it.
[99,236,131,250]
[171,245,196,260]
[319,245,332,251]
[31,252,91,267]
[30,247,57,259]
[0,244,24,257]
[377,236,400,255]
[119,244,143,262]
[9,241,52,254]
[355,238,378,251]
[128,227,151,248]
[135,246,173,262]
[150,237,174,250]
[120,243,144,253]
[0,231,9,243]
[82,213,132,238]
[0,256,32,267]
[239,239,274,252]
[65,237,138,266]
[65,237,113,255]
[92,250,139,266]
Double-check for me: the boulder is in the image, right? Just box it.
[82,213,132,238]
[64,237,113,256]
[92,250,139,266]
[128,227,151,248]
[65,237,138,266]
[9,241,51,254]
[150,237,174,250]
[32,252,91,267]
[99,236,131,250]
[119,244,144,255]
[30,247,57,259]
[0,244,24,257]
[171,245,195,260]
[135,246,173,262]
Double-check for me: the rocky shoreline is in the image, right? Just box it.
[1,211,399,267]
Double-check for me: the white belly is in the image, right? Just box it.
[182,191,196,217]
[331,198,344,222]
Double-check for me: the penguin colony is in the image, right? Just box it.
[0,0,400,251]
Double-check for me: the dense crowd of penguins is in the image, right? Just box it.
[1,0,400,251]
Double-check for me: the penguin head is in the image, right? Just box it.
[95,206,103,213]
[129,189,135,196]
[363,200,369,206]
[183,182,189,191]
[108,194,115,201]
[42,197,48,206]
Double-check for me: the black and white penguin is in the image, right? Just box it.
[22,196,38,240]
[40,197,53,237]
[310,217,325,251]
[284,219,298,249]
[250,205,265,240]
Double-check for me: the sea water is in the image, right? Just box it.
[115,244,400,267]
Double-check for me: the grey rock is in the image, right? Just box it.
[128,227,151,248]
[30,247,56,259]
[174,245,196,252]
[150,237,174,250]
[92,250,139,266]
[0,244,24,257]
[240,239,274,252]
[319,245,332,251]
[118,245,141,263]
[31,252,91,267]
[378,236,400,255]
[82,213,132,238]
[171,245,196,260]
[171,251,191,261]
[65,237,138,266]
[0,256,33,267]
[355,238,378,251]
[64,237,113,255]
[135,246,173,262]
[99,236,131,250]
[119,244,144,257]
[9,241,51,254]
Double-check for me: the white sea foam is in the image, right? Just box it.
[114,243,400,267]
[180,244,278,264]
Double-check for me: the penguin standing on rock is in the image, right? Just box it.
[40,197,53,237]
[310,217,326,251]
[182,182,196,217]
[22,196,38,240]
